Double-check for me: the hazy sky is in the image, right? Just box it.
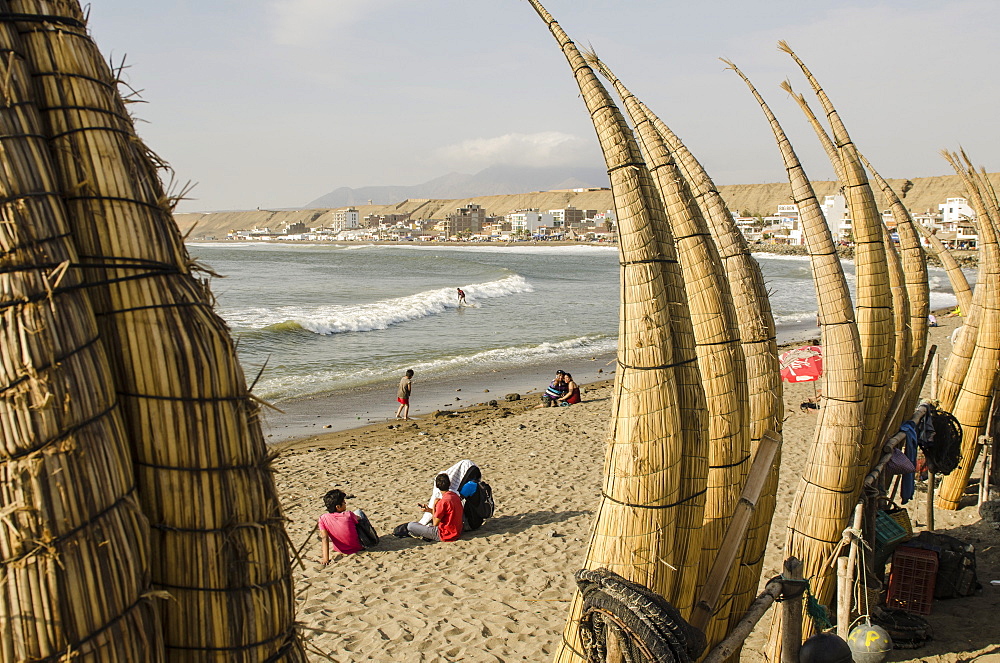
[86,1,998,213]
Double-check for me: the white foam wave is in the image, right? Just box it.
[253,334,616,401]
[227,274,534,334]
[375,243,619,256]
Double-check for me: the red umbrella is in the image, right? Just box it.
[779,345,823,382]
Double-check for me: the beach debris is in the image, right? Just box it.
[484,389,490,392]
[505,393,521,401]
[488,400,499,407]
[323,424,332,428]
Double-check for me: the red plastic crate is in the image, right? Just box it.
[886,546,939,615]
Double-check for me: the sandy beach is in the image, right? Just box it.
[272,311,999,662]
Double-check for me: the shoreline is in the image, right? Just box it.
[262,320,827,445]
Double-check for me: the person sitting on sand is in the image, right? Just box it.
[395,369,413,420]
[535,370,567,408]
[407,473,464,542]
[800,397,820,413]
[319,489,378,565]
[556,372,581,406]
[418,459,480,526]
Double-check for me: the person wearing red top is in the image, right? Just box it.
[406,474,464,542]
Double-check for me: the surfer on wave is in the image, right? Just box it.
[457,288,467,305]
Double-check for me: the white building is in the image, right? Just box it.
[820,194,852,241]
[506,209,554,236]
[329,208,360,232]
[939,197,974,226]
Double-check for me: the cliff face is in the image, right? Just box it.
[174,172,1000,239]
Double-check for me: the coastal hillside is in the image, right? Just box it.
[175,172,1000,239]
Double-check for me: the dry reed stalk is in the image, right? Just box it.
[0,14,164,659]
[598,69,783,637]
[918,226,974,316]
[856,154,930,416]
[525,4,695,661]
[585,55,749,645]
[779,44,895,491]
[781,85,929,422]
[5,1,304,659]
[578,53,709,615]
[937,152,1000,509]
[880,224,914,437]
[722,61,865,653]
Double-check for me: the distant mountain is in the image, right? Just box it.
[304,165,610,209]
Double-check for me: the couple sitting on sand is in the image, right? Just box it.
[319,460,491,561]
[536,369,581,407]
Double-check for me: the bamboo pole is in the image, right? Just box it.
[701,580,783,663]
[837,504,864,640]
[5,2,305,658]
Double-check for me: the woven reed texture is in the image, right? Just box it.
[723,61,866,657]
[783,85,928,429]
[591,63,750,647]
[0,16,165,660]
[859,154,930,416]
[628,76,781,638]
[781,45,895,488]
[919,226,974,315]
[881,224,914,439]
[525,4,697,661]
[937,154,1000,509]
[5,2,304,659]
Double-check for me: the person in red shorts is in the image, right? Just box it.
[395,368,413,420]
[406,473,464,542]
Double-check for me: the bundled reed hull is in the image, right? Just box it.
[525,4,704,662]
[724,61,865,656]
[4,1,304,659]
[938,155,1000,509]
[0,13,163,657]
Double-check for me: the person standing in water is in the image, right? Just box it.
[396,369,414,420]
[457,288,467,305]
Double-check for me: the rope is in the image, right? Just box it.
[601,488,706,510]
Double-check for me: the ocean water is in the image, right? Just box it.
[186,243,964,403]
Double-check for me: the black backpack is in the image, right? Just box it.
[463,481,495,530]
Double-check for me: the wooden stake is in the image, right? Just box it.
[926,473,935,531]
[780,557,804,663]
[702,580,782,663]
[930,351,939,401]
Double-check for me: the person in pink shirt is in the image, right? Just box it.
[319,489,378,565]
[406,474,464,542]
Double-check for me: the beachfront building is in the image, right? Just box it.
[506,209,554,238]
[733,214,763,243]
[819,194,853,242]
[437,203,488,238]
[548,206,597,229]
[939,197,974,225]
[328,207,359,232]
[363,212,411,228]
